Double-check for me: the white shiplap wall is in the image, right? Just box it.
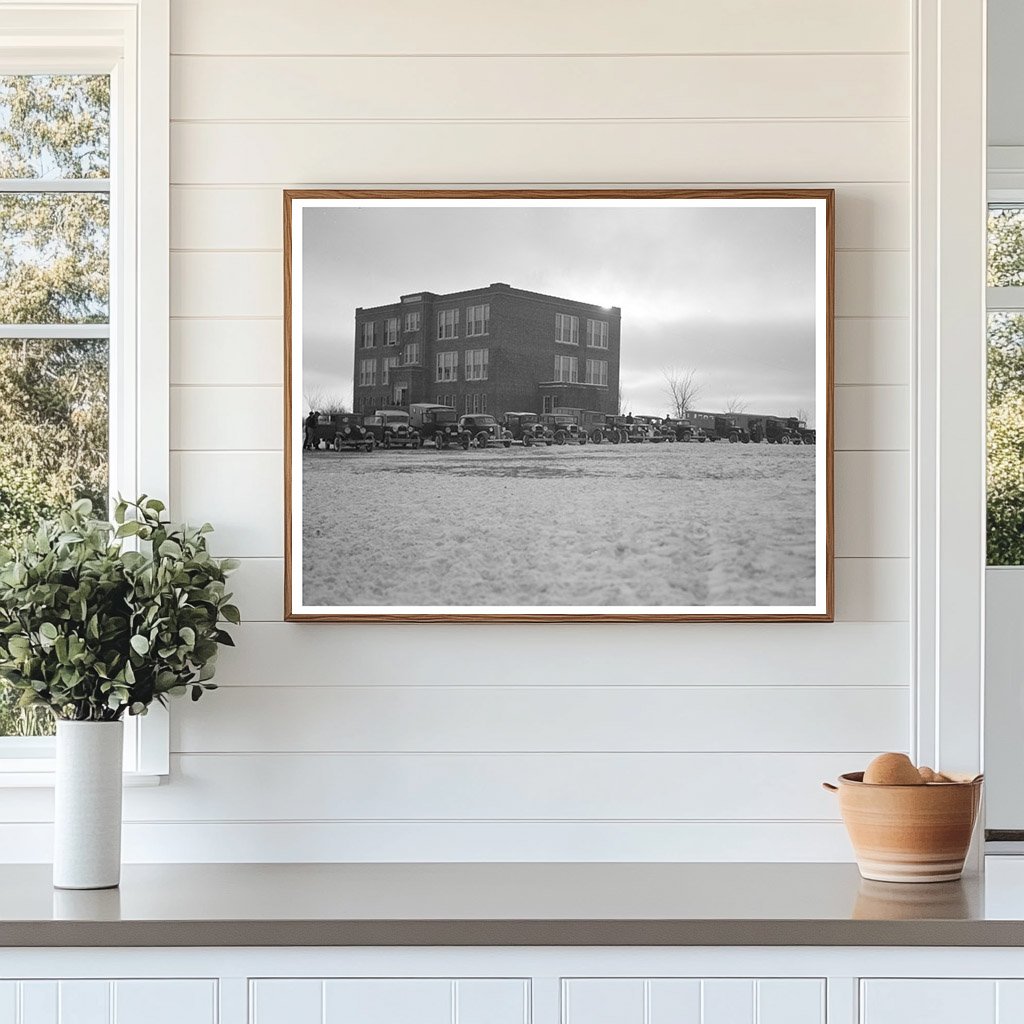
[2,0,916,862]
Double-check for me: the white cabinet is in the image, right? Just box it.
[0,980,216,1024]
[249,978,529,1024]
[562,978,825,1024]
[861,980,1024,1024]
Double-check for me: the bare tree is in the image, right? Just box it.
[725,396,748,415]
[617,385,630,416]
[796,407,811,425]
[303,384,349,414]
[663,367,702,418]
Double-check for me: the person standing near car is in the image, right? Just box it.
[304,410,318,450]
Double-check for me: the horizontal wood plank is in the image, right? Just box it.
[834,451,910,557]
[225,556,909,623]
[168,384,905,452]
[170,121,909,186]
[170,183,908,252]
[171,319,284,386]
[0,820,857,862]
[174,448,905,558]
[168,315,910,389]
[170,451,283,557]
[834,385,909,450]
[171,54,908,121]
[834,318,909,386]
[170,684,909,753]
[209,620,910,686]
[171,250,907,320]
[170,0,910,56]
[120,752,874,821]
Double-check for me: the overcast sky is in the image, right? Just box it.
[301,203,818,422]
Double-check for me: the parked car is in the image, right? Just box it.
[785,417,816,445]
[706,415,749,443]
[632,415,674,442]
[663,417,706,443]
[588,414,631,444]
[373,409,422,449]
[459,414,513,449]
[501,412,554,447]
[761,416,799,444]
[330,412,374,452]
[408,404,466,449]
[538,412,588,445]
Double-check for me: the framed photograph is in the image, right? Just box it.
[284,189,833,622]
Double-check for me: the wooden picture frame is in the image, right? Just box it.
[284,189,834,622]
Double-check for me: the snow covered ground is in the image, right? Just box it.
[300,442,816,609]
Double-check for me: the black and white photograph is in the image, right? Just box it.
[285,190,833,621]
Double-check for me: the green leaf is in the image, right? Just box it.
[158,539,182,559]
[130,634,150,656]
[39,622,58,641]
[220,604,241,625]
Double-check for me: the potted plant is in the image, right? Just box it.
[0,497,239,889]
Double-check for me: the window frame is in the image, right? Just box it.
[403,341,420,365]
[585,358,608,386]
[555,312,579,346]
[464,347,489,381]
[586,318,609,349]
[436,350,458,382]
[554,354,578,383]
[437,308,458,340]
[466,303,489,337]
[0,1,170,783]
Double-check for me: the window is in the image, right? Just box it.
[585,359,608,386]
[403,342,420,365]
[465,348,489,381]
[436,394,455,408]
[463,393,486,414]
[587,319,609,349]
[361,322,375,348]
[542,395,555,414]
[466,303,490,337]
[988,205,1024,564]
[0,4,169,773]
[437,308,459,340]
[555,312,579,345]
[359,359,377,387]
[554,355,578,383]
[436,351,458,382]
[384,317,399,345]
[0,74,111,740]
[405,311,421,332]
[382,355,400,385]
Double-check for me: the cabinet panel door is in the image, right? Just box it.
[563,980,645,1024]
[323,980,451,1024]
[756,980,826,1024]
[0,984,16,1024]
[861,981,997,1024]
[563,978,824,1024]
[251,978,529,1024]
[455,980,529,1024]
[113,981,217,1024]
[58,982,109,1024]
[250,980,323,1024]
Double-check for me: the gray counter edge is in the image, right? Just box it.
[4,919,1024,948]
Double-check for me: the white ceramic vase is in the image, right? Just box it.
[53,720,124,890]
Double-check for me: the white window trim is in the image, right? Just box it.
[465,348,488,381]
[436,350,458,382]
[466,303,489,337]
[913,0,986,838]
[0,0,170,785]
[587,318,609,349]
[555,312,579,346]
